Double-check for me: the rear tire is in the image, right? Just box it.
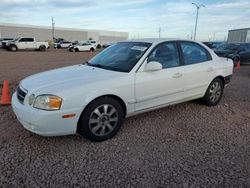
[78,97,124,142]
[39,45,46,51]
[90,47,95,52]
[202,78,224,106]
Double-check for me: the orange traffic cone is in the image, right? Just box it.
[0,80,11,105]
[236,60,240,70]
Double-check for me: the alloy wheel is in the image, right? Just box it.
[209,81,222,103]
[89,104,118,136]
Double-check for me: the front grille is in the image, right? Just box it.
[17,86,27,104]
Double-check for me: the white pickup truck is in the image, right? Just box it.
[7,37,49,51]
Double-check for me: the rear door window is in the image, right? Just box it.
[180,42,211,65]
[26,38,34,42]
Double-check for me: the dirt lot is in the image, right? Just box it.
[0,48,250,187]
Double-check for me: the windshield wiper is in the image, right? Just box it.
[88,63,103,68]
[85,61,117,71]
[84,61,90,65]
[85,61,109,69]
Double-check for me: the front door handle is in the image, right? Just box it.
[207,67,214,72]
[172,73,182,78]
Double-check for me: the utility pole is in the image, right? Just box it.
[213,32,216,41]
[192,3,205,40]
[52,17,55,42]
[158,27,161,38]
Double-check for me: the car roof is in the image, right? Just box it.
[123,38,196,44]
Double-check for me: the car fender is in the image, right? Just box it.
[61,84,134,117]
[81,88,130,114]
[9,43,18,49]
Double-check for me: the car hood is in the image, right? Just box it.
[20,64,126,93]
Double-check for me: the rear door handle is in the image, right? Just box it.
[207,67,214,72]
[172,73,182,78]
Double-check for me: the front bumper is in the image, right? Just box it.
[12,92,83,136]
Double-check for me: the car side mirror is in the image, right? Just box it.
[145,61,162,72]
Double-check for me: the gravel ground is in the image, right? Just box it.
[0,49,250,187]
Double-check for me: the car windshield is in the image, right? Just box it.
[216,43,239,50]
[88,42,151,72]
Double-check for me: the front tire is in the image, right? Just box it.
[78,97,124,142]
[202,78,224,106]
[10,45,17,52]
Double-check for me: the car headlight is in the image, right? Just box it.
[33,95,62,110]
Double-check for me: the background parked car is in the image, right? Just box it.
[102,42,114,48]
[54,41,72,49]
[214,43,250,64]
[69,42,96,52]
[53,38,65,43]
[87,40,102,49]
[68,41,86,48]
[6,37,49,51]
[203,42,223,50]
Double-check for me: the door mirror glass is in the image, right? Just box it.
[145,61,162,72]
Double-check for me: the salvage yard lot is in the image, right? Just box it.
[0,48,250,187]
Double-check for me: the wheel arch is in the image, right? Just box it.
[9,44,18,50]
[233,55,240,60]
[77,94,127,133]
[214,75,225,86]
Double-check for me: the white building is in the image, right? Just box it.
[0,23,129,43]
[227,28,250,43]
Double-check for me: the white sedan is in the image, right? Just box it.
[12,39,233,141]
[69,42,96,52]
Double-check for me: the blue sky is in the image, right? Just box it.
[0,0,250,41]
